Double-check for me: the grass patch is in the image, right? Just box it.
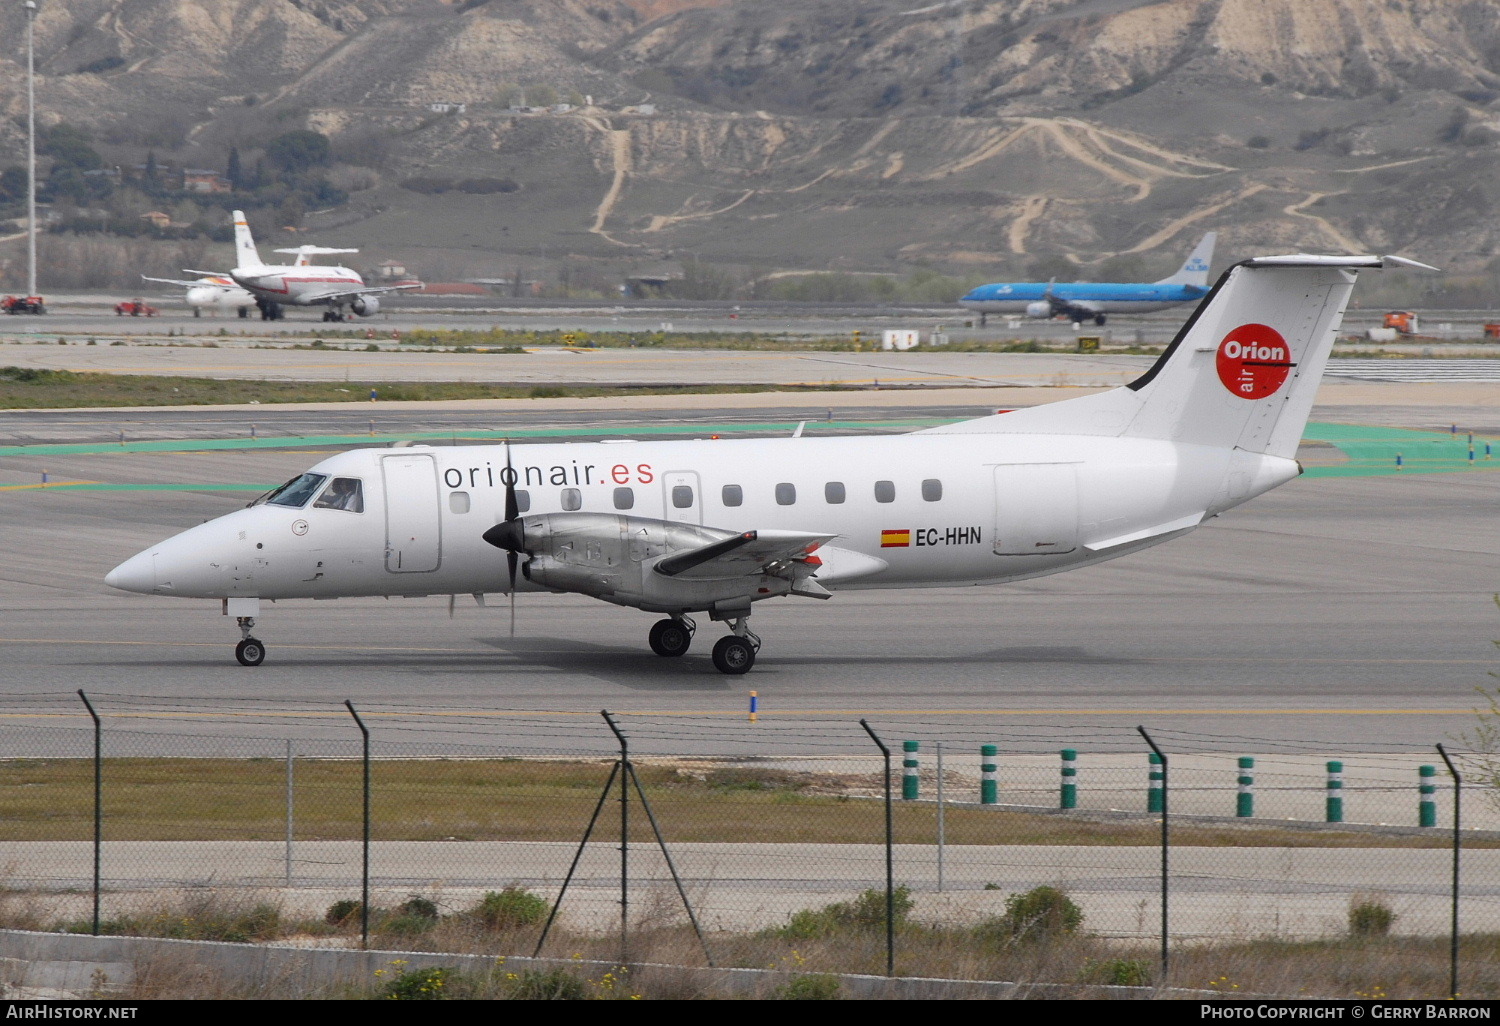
[0,366,867,409]
[0,757,1489,848]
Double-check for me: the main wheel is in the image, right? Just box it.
[711,635,755,675]
[235,638,266,666]
[1094,314,1107,326]
[648,618,692,657]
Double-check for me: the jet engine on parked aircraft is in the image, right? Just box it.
[351,296,380,317]
[1025,301,1052,318]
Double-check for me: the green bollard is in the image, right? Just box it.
[1420,765,1437,827]
[1237,757,1254,818]
[902,740,919,800]
[980,745,997,805]
[1147,752,1164,813]
[1060,749,1077,809]
[1326,761,1343,823]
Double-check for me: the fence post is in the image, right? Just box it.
[981,744,997,805]
[285,740,295,887]
[76,691,101,937]
[859,719,895,978]
[1326,761,1343,823]
[935,741,945,893]
[601,710,630,966]
[343,701,370,951]
[1060,749,1077,809]
[1138,726,1168,980]
[1236,757,1254,818]
[1436,744,1461,1002]
[1420,765,1437,828]
[1147,752,1164,813]
[902,740,919,800]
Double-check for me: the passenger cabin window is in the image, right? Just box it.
[775,483,796,505]
[561,488,582,511]
[262,473,327,509]
[922,479,942,502]
[448,491,470,514]
[722,484,743,507]
[613,486,635,510]
[314,477,364,513]
[672,485,694,509]
[874,480,896,503]
[515,489,531,513]
[824,482,846,504]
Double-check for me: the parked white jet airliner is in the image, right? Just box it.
[144,211,418,322]
[107,253,1428,673]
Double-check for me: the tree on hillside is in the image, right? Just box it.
[226,146,243,191]
[264,130,331,174]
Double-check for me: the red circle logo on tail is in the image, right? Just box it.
[1216,323,1293,400]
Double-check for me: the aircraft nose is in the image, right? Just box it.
[105,551,155,593]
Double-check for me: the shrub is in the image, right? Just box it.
[979,885,1084,943]
[381,965,455,1000]
[778,887,913,938]
[325,899,362,926]
[775,973,840,999]
[504,967,588,1000]
[471,887,549,930]
[1079,957,1151,986]
[1349,897,1396,937]
[398,896,440,920]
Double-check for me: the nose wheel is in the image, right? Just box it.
[234,617,265,666]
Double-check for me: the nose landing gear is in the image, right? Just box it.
[234,616,265,666]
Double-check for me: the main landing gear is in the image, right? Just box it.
[234,616,265,666]
[649,615,760,674]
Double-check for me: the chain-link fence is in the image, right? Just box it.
[1,692,1497,997]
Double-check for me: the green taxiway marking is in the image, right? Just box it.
[0,420,949,458]
[1301,423,1498,478]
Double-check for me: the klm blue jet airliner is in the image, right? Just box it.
[960,232,1216,326]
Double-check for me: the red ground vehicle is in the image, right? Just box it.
[115,298,157,317]
[1,295,45,314]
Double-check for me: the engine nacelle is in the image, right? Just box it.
[351,296,380,317]
[491,512,795,614]
[1025,301,1053,319]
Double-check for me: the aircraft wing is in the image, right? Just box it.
[141,274,238,290]
[654,529,834,580]
[309,283,424,303]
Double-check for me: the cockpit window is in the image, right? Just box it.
[259,473,328,509]
[314,477,364,513]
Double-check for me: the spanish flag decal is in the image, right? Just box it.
[881,529,911,548]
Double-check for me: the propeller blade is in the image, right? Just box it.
[504,442,519,637]
[503,442,519,523]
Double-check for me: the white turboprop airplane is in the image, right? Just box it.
[179,276,256,319]
[144,211,418,322]
[106,253,1430,673]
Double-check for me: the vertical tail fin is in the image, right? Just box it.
[1156,232,1216,287]
[923,254,1435,459]
[231,210,266,271]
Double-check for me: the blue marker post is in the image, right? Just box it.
[903,741,919,800]
[1148,752,1164,813]
[1326,761,1343,823]
[1237,757,1255,818]
[1060,749,1078,809]
[1420,765,1437,827]
[1396,452,1403,470]
[369,388,378,402]
[980,745,997,805]
[748,690,758,724]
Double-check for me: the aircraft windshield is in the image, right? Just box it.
[313,477,364,513]
[260,473,328,509]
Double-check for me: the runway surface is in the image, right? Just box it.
[1,395,1498,754]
